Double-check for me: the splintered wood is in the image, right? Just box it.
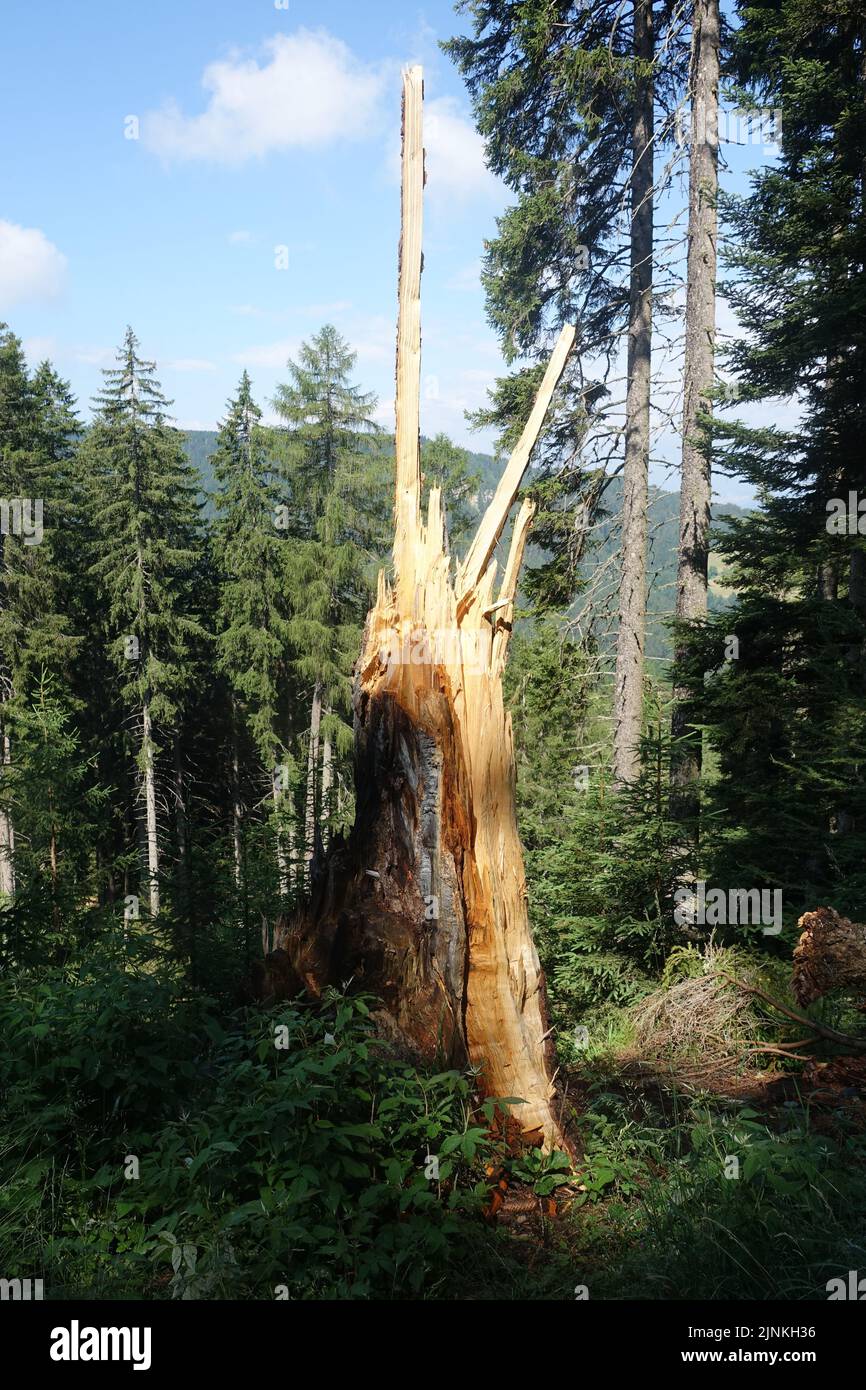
[354,66,575,1148]
[268,66,574,1151]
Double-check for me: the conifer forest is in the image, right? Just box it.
[2,0,866,1351]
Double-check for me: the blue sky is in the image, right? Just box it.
[1,0,784,502]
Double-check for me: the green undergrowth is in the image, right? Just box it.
[2,940,865,1301]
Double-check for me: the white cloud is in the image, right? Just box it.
[395,96,501,203]
[0,221,67,309]
[299,299,353,317]
[227,229,252,244]
[351,314,392,363]
[426,98,499,199]
[142,30,383,164]
[372,398,395,429]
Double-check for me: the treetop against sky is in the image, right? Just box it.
[2,0,781,501]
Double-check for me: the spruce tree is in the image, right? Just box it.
[683,0,866,916]
[671,0,722,819]
[447,3,688,785]
[0,329,82,900]
[272,326,388,864]
[211,371,293,897]
[80,328,205,917]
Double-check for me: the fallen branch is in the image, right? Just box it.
[717,971,866,1053]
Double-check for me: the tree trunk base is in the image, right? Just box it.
[257,656,564,1150]
[250,67,572,1154]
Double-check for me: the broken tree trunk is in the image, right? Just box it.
[267,66,573,1150]
[793,907,866,1008]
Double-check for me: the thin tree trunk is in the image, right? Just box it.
[173,736,189,888]
[613,0,655,787]
[230,698,243,890]
[304,679,323,870]
[321,709,333,842]
[269,68,571,1150]
[0,724,15,898]
[173,734,197,957]
[272,768,290,898]
[141,700,160,916]
[44,775,61,932]
[671,0,720,814]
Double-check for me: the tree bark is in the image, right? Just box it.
[304,679,323,873]
[272,768,290,898]
[141,699,160,916]
[671,0,720,814]
[267,67,571,1150]
[0,724,15,898]
[321,710,333,839]
[613,0,655,787]
[230,698,243,890]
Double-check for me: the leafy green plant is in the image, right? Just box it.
[508,1146,572,1197]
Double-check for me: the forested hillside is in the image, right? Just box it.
[187,426,743,660]
[2,0,865,1326]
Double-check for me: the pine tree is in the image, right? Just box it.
[682,0,866,915]
[211,371,293,897]
[0,326,34,897]
[80,328,205,917]
[0,329,83,899]
[446,2,688,781]
[671,0,722,817]
[272,326,388,866]
[5,671,105,923]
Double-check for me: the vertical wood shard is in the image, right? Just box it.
[393,65,424,602]
[272,65,575,1152]
[458,322,575,608]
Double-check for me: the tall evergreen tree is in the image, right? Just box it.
[682,0,866,913]
[671,0,722,818]
[0,326,35,897]
[0,329,82,899]
[446,2,688,782]
[80,328,204,917]
[272,326,388,865]
[211,371,293,896]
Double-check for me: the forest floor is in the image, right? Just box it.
[466,1040,866,1301]
[4,935,866,1301]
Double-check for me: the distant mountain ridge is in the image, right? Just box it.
[183,430,746,663]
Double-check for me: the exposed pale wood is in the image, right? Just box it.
[270,66,573,1152]
[0,725,15,898]
[457,323,575,609]
[393,65,424,600]
[492,497,535,675]
[793,907,866,1008]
